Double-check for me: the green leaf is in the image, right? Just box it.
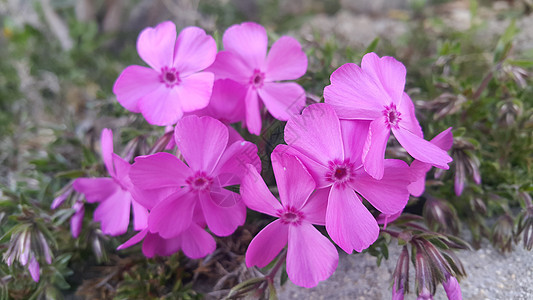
[280,265,288,286]
[364,38,380,54]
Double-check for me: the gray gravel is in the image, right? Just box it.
[279,242,533,299]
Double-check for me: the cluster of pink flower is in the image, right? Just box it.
[65,21,458,298]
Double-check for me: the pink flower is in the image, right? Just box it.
[208,22,307,135]
[282,103,411,253]
[130,115,261,239]
[73,129,148,236]
[409,127,454,197]
[70,200,85,238]
[117,207,215,259]
[241,151,338,288]
[443,275,462,300]
[113,21,217,126]
[324,52,452,180]
[191,79,246,124]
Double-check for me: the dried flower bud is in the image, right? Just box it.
[451,139,481,196]
[492,214,514,252]
[469,197,487,215]
[423,198,459,235]
[414,247,435,298]
[497,99,523,127]
[517,193,533,251]
[392,246,410,300]
[415,93,467,120]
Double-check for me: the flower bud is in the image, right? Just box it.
[392,246,410,300]
[492,214,514,252]
[423,198,459,235]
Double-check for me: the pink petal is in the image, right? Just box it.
[351,159,410,215]
[376,211,402,228]
[213,140,261,186]
[100,128,115,176]
[93,189,132,236]
[130,152,191,190]
[73,178,119,203]
[132,200,148,231]
[206,51,251,82]
[271,150,315,210]
[223,22,267,69]
[143,231,182,257]
[361,53,406,105]
[340,120,370,167]
[199,191,246,236]
[173,26,217,76]
[210,184,242,207]
[431,127,454,151]
[323,63,385,120]
[179,223,216,259]
[258,82,305,121]
[265,36,307,81]
[198,79,246,123]
[240,164,283,217]
[443,276,463,300]
[274,144,331,188]
[28,256,40,282]
[137,21,176,70]
[398,93,423,138]
[300,188,329,225]
[285,103,344,166]
[245,219,288,268]
[174,115,228,173]
[138,85,183,126]
[393,126,452,169]
[326,186,379,253]
[113,65,160,113]
[175,71,214,113]
[362,117,391,180]
[148,190,197,238]
[70,201,84,238]
[286,222,338,288]
[111,153,132,187]
[130,186,180,210]
[244,87,262,135]
[408,159,431,197]
[117,228,148,250]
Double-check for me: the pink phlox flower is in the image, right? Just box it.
[443,275,463,300]
[191,79,246,124]
[130,115,261,239]
[282,103,411,253]
[73,128,148,236]
[241,150,338,288]
[409,127,454,197]
[117,205,215,259]
[113,21,217,126]
[207,22,308,135]
[324,52,452,180]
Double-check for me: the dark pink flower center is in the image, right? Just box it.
[250,69,265,89]
[160,67,181,88]
[326,159,355,188]
[186,172,212,191]
[383,103,402,129]
[278,206,304,225]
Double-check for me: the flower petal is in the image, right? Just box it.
[179,223,216,259]
[431,127,454,151]
[112,153,131,186]
[113,65,160,113]
[351,159,410,215]
[223,22,267,69]
[258,82,305,121]
[362,117,391,180]
[324,63,385,119]
[212,139,261,186]
[117,228,148,250]
[244,87,262,135]
[408,160,431,197]
[93,189,131,236]
[265,36,307,81]
[148,190,197,238]
[271,150,315,210]
[393,126,453,169]
[285,103,344,165]
[73,178,119,203]
[443,276,463,300]
[176,71,214,113]
[138,85,183,126]
[245,219,288,268]
[143,231,182,257]
[131,186,181,210]
[199,191,246,236]
[286,222,338,288]
[206,51,251,82]
[173,27,217,76]
[28,256,40,282]
[137,21,176,70]
[197,79,246,123]
[174,115,228,173]
[274,144,331,188]
[398,92,423,138]
[326,186,379,253]
[340,120,370,167]
[100,128,115,176]
[132,200,148,231]
[240,164,283,217]
[361,52,406,105]
[70,201,85,238]
[130,152,191,190]
[300,188,329,225]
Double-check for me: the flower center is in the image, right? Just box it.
[383,103,402,129]
[250,69,265,89]
[186,172,212,191]
[160,67,181,88]
[326,160,354,188]
[278,206,304,225]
